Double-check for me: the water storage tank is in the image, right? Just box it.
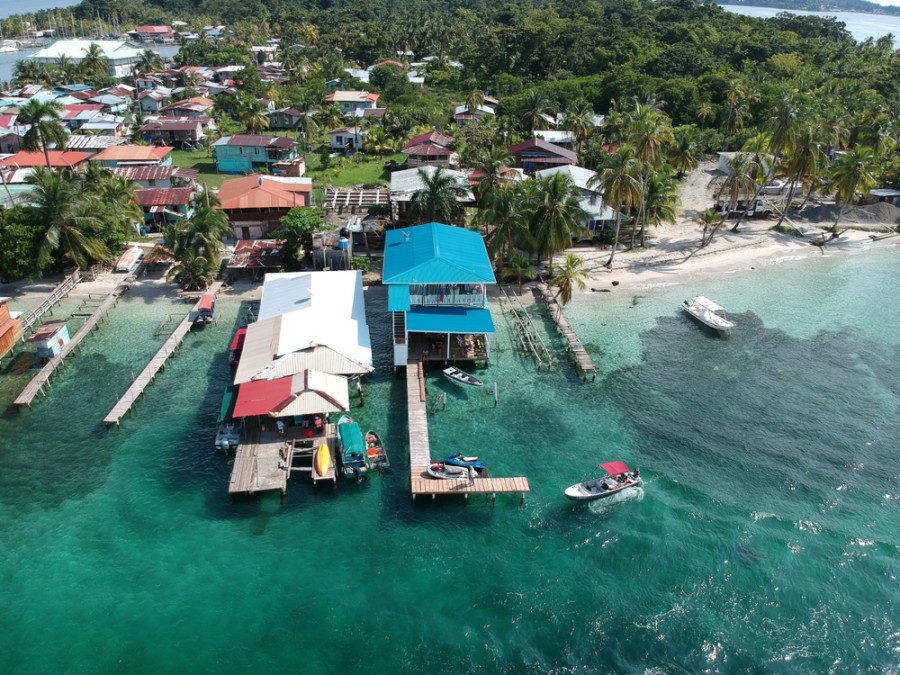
[337,237,349,250]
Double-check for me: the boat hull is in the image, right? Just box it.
[564,477,643,501]
[426,463,474,480]
[315,443,331,477]
[442,367,484,387]
[364,430,390,471]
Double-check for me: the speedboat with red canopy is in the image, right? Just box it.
[564,461,642,501]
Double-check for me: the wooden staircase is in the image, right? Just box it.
[392,311,406,345]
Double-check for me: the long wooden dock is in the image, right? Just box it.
[536,282,597,381]
[406,357,530,503]
[102,282,223,426]
[14,278,131,409]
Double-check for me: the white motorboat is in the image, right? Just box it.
[442,366,483,387]
[564,461,642,501]
[681,296,734,333]
[426,462,479,480]
[214,422,241,451]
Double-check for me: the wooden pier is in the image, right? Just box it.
[536,282,597,381]
[14,278,131,409]
[229,421,338,498]
[405,357,530,503]
[500,287,554,369]
[103,282,223,426]
[18,270,82,339]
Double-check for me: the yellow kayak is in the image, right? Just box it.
[315,443,331,477]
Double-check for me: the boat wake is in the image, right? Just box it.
[586,486,644,514]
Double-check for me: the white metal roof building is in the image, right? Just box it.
[389,165,473,202]
[29,40,146,78]
[234,270,374,385]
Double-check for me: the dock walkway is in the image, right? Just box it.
[405,357,530,503]
[103,282,223,426]
[229,422,337,498]
[14,276,131,409]
[18,270,82,338]
[536,282,597,381]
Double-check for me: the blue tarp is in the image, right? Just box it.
[406,307,495,334]
[387,285,410,312]
[338,421,365,457]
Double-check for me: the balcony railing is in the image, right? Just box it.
[408,293,484,307]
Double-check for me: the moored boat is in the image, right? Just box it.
[443,452,485,469]
[564,461,642,501]
[228,327,247,368]
[442,366,483,387]
[194,293,216,325]
[364,430,390,471]
[426,462,478,480]
[337,414,367,481]
[214,385,241,451]
[681,296,734,333]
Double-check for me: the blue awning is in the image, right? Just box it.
[387,285,410,312]
[406,307,495,334]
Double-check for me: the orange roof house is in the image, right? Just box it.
[217,174,313,240]
[0,151,93,169]
[91,145,174,166]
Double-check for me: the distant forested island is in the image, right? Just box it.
[719,0,900,17]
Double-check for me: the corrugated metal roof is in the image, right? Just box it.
[382,222,496,285]
[406,307,495,334]
[233,371,349,418]
[233,316,281,385]
[388,285,410,311]
[389,165,471,201]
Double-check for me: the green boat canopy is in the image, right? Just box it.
[338,421,365,456]
[218,385,239,423]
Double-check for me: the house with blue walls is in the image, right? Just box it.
[382,222,496,368]
[212,135,298,174]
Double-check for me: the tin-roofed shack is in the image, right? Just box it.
[227,239,286,279]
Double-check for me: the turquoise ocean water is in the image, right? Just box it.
[1,245,899,672]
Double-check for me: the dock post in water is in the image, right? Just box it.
[535,280,597,382]
[103,281,223,426]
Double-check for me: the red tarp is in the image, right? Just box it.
[197,294,215,313]
[230,328,247,351]
[232,376,293,418]
[599,461,630,476]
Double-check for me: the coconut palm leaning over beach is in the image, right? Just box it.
[548,253,589,306]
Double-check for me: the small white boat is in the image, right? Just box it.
[426,462,478,480]
[682,296,734,333]
[564,461,642,501]
[214,422,240,451]
[442,366,483,387]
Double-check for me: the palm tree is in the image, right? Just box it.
[696,103,715,129]
[97,174,144,237]
[18,99,67,168]
[501,252,535,295]
[703,153,757,247]
[641,170,679,247]
[481,182,530,264]
[134,49,165,78]
[25,167,108,270]
[13,59,44,85]
[670,127,700,179]
[776,125,826,229]
[548,253,589,306]
[408,167,469,224]
[79,42,109,81]
[524,172,589,266]
[466,89,485,114]
[590,147,642,267]
[471,145,513,209]
[520,91,551,132]
[245,108,271,134]
[829,146,877,234]
[321,104,345,131]
[563,99,595,159]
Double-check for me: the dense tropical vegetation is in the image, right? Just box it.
[2,0,899,282]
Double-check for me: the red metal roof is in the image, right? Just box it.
[227,239,286,268]
[110,166,199,181]
[223,135,295,149]
[0,151,93,168]
[406,130,454,148]
[233,376,293,418]
[27,320,67,342]
[403,143,453,157]
[140,119,201,132]
[135,188,193,207]
[217,175,311,211]
[507,138,577,163]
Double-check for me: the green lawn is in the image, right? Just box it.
[305,152,407,187]
[169,150,230,190]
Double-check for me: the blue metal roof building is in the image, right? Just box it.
[383,223,496,368]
